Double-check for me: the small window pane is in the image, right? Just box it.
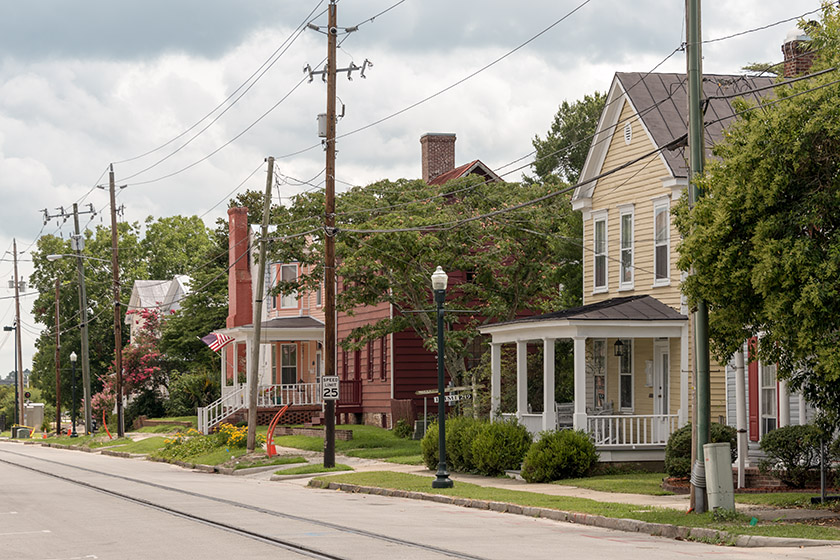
[620,376,632,409]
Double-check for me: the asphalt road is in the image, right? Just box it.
[1,442,838,560]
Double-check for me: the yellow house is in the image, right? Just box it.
[480,71,774,462]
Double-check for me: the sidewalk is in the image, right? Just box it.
[267,447,840,524]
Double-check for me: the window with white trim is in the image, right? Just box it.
[269,265,278,309]
[653,200,670,284]
[280,343,297,385]
[619,208,634,289]
[618,338,633,410]
[280,264,298,308]
[593,213,607,292]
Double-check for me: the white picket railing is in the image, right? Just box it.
[587,414,679,447]
[198,383,324,434]
[500,413,544,434]
[198,385,247,434]
[257,383,321,407]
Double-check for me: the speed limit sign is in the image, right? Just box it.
[322,376,340,400]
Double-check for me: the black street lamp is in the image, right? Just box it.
[431,266,453,489]
[69,351,78,437]
[3,324,18,426]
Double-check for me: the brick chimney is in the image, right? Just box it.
[421,133,456,183]
[782,25,816,78]
[227,207,252,329]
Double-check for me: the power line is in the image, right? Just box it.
[114,1,328,170]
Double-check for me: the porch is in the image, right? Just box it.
[198,379,363,434]
[480,296,690,459]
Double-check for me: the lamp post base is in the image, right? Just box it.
[432,465,453,488]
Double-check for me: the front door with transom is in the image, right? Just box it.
[653,340,670,442]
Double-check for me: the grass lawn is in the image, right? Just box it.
[555,472,674,496]
[134,416,197,433]
[273,425,420,460]
[109,437,168,455]
[314,471,840,542]
[234,456,307,470]
[278,463,352,476]
[734,492,825,508]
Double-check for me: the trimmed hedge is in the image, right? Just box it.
[521,429,598,483]
[759,424,821,488]
[664,422,736,478]
[421,417,532,477]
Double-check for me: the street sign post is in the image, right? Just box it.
[322,376,340,400]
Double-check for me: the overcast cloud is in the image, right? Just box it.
[0,0,824,372]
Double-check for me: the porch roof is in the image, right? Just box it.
[222,316,325,342]
[479,295,687,343]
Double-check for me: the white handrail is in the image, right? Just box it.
[198,386,247,434]
[198,383,325,434]
[586,414,679,447]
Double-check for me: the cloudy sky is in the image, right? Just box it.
[0,0,823,373]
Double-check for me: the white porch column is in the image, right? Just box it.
[490,342,502,419]
[778,378,790,428]
[516,341,528,418]
[734,348,747,488]
[573,337,586,430]
[679,323,689,426]
[244,340,251,396]
[543,338,556,431]
[221,346,227,393]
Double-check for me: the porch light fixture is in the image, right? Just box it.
[614,339,626,357]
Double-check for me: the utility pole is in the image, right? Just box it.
[305,0,371,469]
[55,278,61,435]
[247,156,274,452]
[42,203,96,434]
[686,0,710,514]
[107,165,125,437]
[323,0,339,470]
[72,204,94,434]
[11,239,24,426]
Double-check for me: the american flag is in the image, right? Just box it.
[200,332,234,352]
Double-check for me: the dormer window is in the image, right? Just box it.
[280,264,299,308]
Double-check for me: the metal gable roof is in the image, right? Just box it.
[574,71,776,204]
[483,295,687,330]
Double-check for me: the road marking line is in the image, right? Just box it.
[0,529,51,536]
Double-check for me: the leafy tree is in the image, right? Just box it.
[675,6,840,424]
[141,215,214,279]
[29,215,218,412]
[271,175,581,386]
[529,91,606,185]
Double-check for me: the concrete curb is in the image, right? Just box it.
[306,480,839,548]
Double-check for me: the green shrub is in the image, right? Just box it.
[447,416,484,472]
[124,389,166,428]
[166,370,221,416]
[470,419,532,476]
[521,429,598,483]
[392,418,412,439]
[759,424,821,488]
[664,422,737,478]
[420,421,439,470]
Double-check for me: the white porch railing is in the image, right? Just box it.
[198,383,324,434]
[500,413,545,434]
[587,414,679,447]
[198,385,247,435]
[257,383,321,407]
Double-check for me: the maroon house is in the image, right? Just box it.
[198,133,500,432]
